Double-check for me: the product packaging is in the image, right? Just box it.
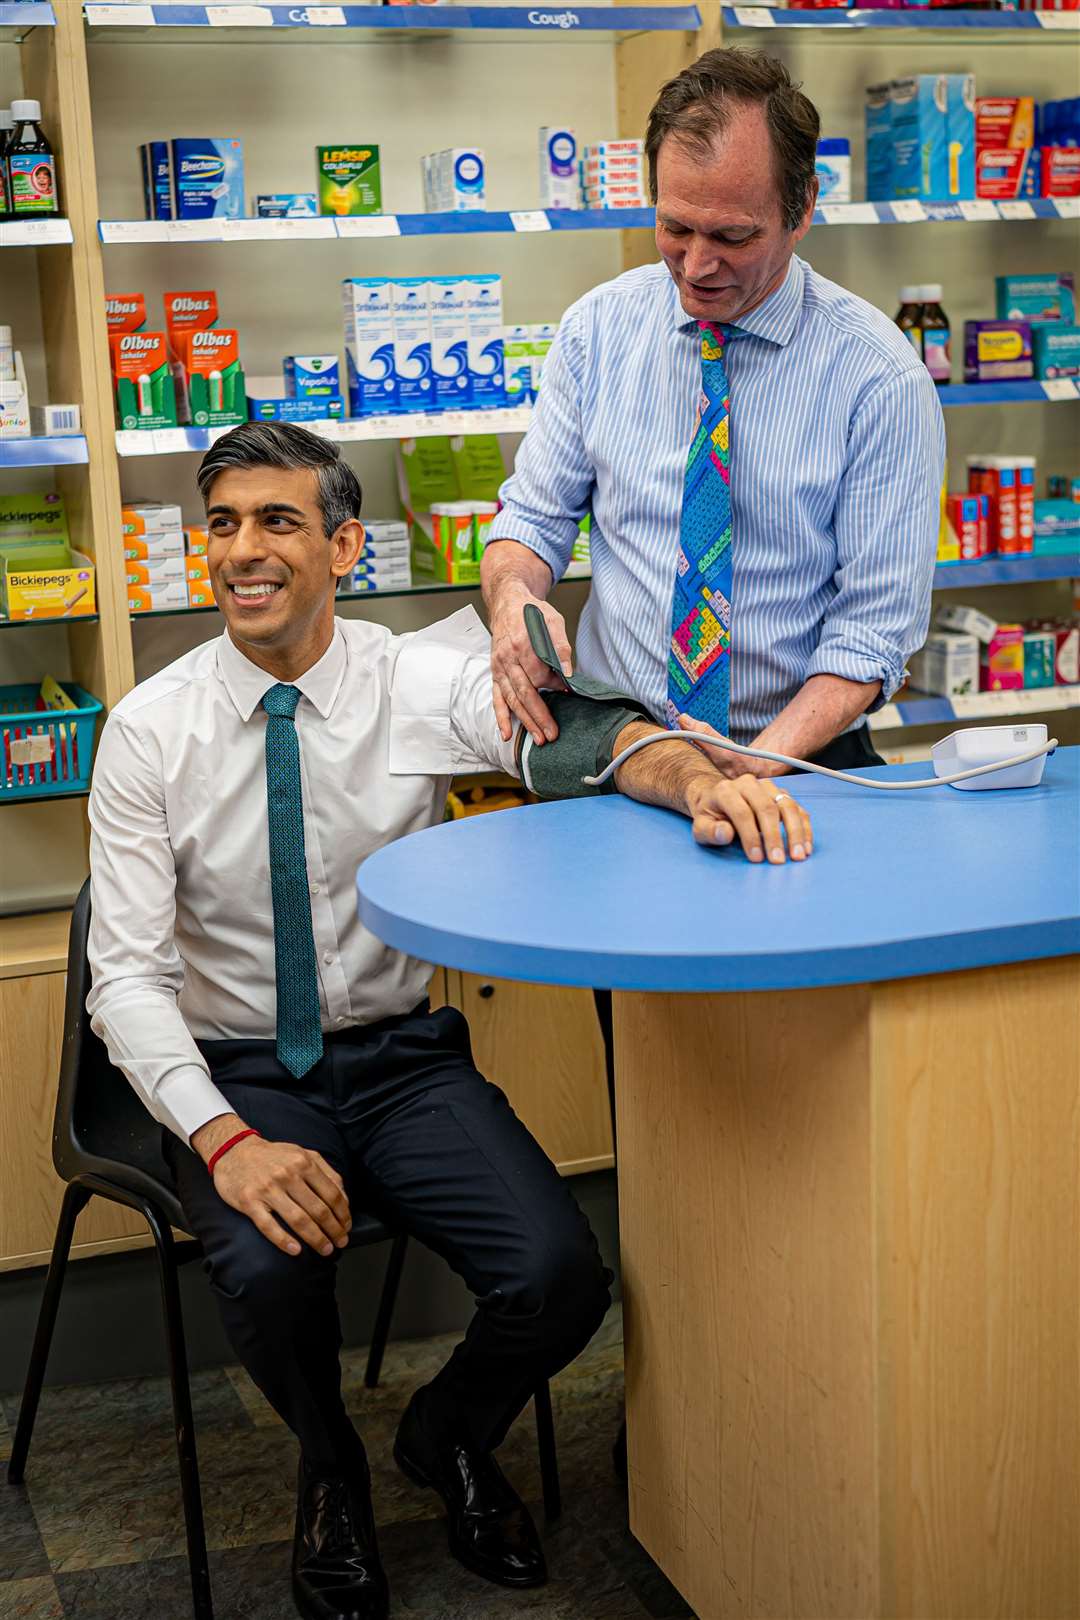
[284,355,340,398]
[979,623,1024,691]
[815,138,851,203]
[891,77,948,201]
[127,582,188,613]
[254,193,318,217]
[945,74,975,200]
[423,149,485,212]
[109,330,177,431]
[398,432,506,585]
[538,127,580,210]
[1041,147,1080,198]
[465,274,505,410]
[246,390,344,423]
[140,141,173,221]
[343,277,398,416]
[29,404,81,436]
[122,502,184,561]
[429,276,471,410]
[503,324,533,406]
[317,144,381,216]
[530,322,557,395]
[1022,629,1056,688]
[865,83,894,201]
[391,278,433,413]
[995,273,1075,325]
[908,630,979,697]
[976,96,1035,150]
[935,600,998,642]
[941,494,981,562]
[2,551,95,621]
[164,289,245,427]
[963,320,1034,383]
[1034,325,1080,380]
[170,138,244,219]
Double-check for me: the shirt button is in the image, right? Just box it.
[323,951,333,965]
[311,884,320,896]
[335,1016,345,1026]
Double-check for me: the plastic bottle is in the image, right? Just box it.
[0,109,13,221]
[7,99,58,219]
[920,284,952,385]
[895,286,923,358]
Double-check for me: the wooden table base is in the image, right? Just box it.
[615,958,1080,1620]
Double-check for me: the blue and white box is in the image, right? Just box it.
[815,138,851,204]
[538,126,580,210]
[140,141,173,221]
[391,277,433,413]
[891,77,948,202]
[343,277,398,417]
[170,137,244,220]
[503,324,533,406]
[429,276,472,411]
[465,274,505,410]
[255,193,318,218]
[945,73,975,202]
[423,149,486,212]
[284,354,340,399]
[865,84,894,202]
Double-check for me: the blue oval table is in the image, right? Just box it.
[359,751,1080,1620]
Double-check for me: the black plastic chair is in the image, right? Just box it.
[7,880,561,1619]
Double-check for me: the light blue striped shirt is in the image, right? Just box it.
[496,255,946,741]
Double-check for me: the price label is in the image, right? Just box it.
[152,429,196,454]
[998,201,1035,221]
[1035,10,1079,26]
[207,424,236,444]
[335,215,402,238]
[1042,379,1079,402]
[283,218,337,240]
[85,4,156,23]
[115,430,147,457]
[219,219,274,241]
[890,200,927,224]
[101,219,169,244]
[821,203,877,226]
[732,6,775,22]
[297,5,347,20]
[309,419,341,441]
[5,218,73,245]
[510,211,552,233]
[1052,198,1080,220]
[205,5,275,23]
[165,219,222,242]
[957,199,999,223]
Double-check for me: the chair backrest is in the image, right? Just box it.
[53,878,179,1206]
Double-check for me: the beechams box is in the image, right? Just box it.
[170,138,244,220]
[140,141,173,221]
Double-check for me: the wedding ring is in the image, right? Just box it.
[773,792,790,805]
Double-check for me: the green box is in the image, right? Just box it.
[317,144,381,217]
[0,491,70,549]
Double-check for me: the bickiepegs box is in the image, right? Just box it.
[964,320,1034,384]
[140,142,173,221]
[429,276,471,411]
[1033,325,1080,381]
[317,144,381,217]
[255,193,318,217]
[343,277,398,416]
[170,138,244,220]
[284,354,340,399]
[109,330,178,431]
[996,273,1075,326]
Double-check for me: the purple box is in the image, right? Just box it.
[964,320,1034,384]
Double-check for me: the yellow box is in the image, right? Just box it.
[3,551,96,621]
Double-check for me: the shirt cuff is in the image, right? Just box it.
[155,1066,236,1150]
[489,512,574,585]
[804,622,907,709]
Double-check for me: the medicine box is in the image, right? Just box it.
[127,556,186,588]
[935,601,998,643]
[170,138,244,220]
[127,582,188,613]
[979,623,1024,692]
[1042,147,1080,198]
[391,278,433,414]
[975,97,1034,150]
[284,355,340,398]
[908,631,979,698]
[1034,325,1080,380]
[247,392,344,423]
[185,526,209,556]
[892,76,949,202]
[465,274,505,411]
[995,274,1075,326]
[423,149,485,212]
[106,294,146,335]
[977,147,1041,201]
[317,144,381,217]
[503,324,533,406]
[964,320,1034,384]
[815,138,851,203]
[254,193,318,217]
[343,277,398,417]
[109,330,177,431]
[180,327,245,427]
[865,84,894,201]
[539,127,579,210]
[429,276,471,411]
[3,550,95,621]
[945,74,975,201]
[140,141,173,221]
[1023,630,1056,689]
[0,492,68,548]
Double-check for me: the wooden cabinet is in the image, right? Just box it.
[448,973,614,1177]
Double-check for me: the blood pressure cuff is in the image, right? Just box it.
[515,602,654,798]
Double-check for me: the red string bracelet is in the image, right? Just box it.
[207,1128,261,1177]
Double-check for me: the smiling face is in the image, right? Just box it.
[205,464,363,680]
[654,100,816,326]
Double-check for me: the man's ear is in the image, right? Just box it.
[330,518,365,580]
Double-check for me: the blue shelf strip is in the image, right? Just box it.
[723,6,1076,27]
[0,435,89,469]
[396,206,655,234]
[938,380,1080,407]
[0,3,55,24]
[934,554,1079,588]
[87,4,702,31]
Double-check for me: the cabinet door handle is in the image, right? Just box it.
[478,984,495,999]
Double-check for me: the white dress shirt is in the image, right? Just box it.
[87,608,518,1147]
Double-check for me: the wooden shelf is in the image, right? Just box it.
[0,908,72,979]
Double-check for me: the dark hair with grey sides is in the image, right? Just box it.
[645,47,820,233]
[196,420,362,538]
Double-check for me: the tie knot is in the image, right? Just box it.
[262,683,301,719]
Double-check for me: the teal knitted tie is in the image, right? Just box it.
[262,684,323,1077]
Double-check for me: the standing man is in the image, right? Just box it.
[482,47,945,775]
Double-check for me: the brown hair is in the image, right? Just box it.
[645,48,820,232]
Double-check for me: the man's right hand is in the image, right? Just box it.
[191,1113,352,1259]
[488,578,573,747]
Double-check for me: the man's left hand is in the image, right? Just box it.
[676,714,789,779]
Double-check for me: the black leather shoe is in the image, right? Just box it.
[394,1395,547,1589]
[292,1457,390,1620]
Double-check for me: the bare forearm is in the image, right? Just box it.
[751,675,881,777]
[190,1111,246,1166]
[612,720,720,816]
[480,538,554,617]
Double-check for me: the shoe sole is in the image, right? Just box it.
[392,1442,547,1590]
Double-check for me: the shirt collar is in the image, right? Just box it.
[670,254,804,348]
[217,622,348,722]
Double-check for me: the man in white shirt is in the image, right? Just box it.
[88,422,812,1620]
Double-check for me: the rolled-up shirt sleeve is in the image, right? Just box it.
[493,312,594,581]
[806,363,945,708]
[87,714,232,1147]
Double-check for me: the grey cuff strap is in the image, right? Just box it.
[524,695,647,800]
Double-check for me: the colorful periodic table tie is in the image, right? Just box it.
[666,321,739,735]
[262,683,324,1078]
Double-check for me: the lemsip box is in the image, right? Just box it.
[170,138,244,220]
[343,278,398,416]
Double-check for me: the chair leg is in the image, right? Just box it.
[142,1202,214,1620]
[533,1381,562,1522]
[365,1234,409,1389]
[7,1181,91,1486]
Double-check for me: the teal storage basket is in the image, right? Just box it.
[0,683,103,801]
